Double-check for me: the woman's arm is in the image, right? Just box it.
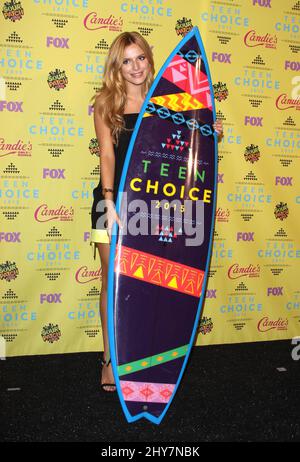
[93,97,122,241]
[93,97,115,202]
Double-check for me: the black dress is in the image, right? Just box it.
[90,113,138,259]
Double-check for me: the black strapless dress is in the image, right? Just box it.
[90,113,138,259]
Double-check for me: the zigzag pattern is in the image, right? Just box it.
[150,92,205,112]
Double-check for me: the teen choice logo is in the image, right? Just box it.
[244,144,260,163]
[41,323,61,343]
[213,82,229,102]
[89,138,100,157]
[47,69,68,91]
[274,202,289,221]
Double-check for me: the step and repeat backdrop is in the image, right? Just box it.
[0,0,299,356]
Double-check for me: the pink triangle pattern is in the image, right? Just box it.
[171,67,187,83]
[163,55,212,110]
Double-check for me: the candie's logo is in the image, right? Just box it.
[275,94,300,110]
[257,317,288,332]
[228,263,260,280]
[175,17,193,37]
[34,204,74,222]
[47,69,68,91]
[75,266,102,284]
[244,30,277,49]
[2,0,24,22]
[83,12,123,31]
[0,138,32,157]
[216,207,230,223]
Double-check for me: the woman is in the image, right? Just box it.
[90,31,154,392]
[90,31,223,392]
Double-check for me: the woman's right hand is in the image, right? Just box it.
[105,200,123,243]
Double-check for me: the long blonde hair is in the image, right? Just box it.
[91,31,155,144]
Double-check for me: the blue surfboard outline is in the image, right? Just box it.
[107,26,218,425]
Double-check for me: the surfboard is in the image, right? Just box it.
[108,26,218,425]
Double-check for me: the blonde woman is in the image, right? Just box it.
[90,31,223,392]
[90,32,155,392]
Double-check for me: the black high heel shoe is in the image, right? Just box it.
[100,356,116,392]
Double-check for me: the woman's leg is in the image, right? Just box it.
[96,242,115,391]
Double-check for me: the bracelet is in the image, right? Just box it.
[102,188,114,194]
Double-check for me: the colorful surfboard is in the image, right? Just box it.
[108,27,218,424]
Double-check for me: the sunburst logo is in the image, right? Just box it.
[2,0,24,22]
[198,316,213,335]
[0,260,19,282]
[47,69,68,91]
[175,17,193,37]
[213,82,229,102]
[274,202,289,221]
[244,144,260,163]
[89,138,100,157]
[41,323,61,343]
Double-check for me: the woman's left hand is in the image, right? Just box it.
[213,119,223,137]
